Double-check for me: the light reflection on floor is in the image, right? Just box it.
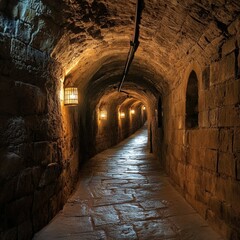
[34,125,223,240]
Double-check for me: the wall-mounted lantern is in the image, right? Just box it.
[120,112,125,119]
[99,110,107,120]
[130,109,135,114]
[64,87,78,106]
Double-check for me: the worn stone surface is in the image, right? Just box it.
[165,47,240,239]
[34,127,222,240]
[0,0,240,239]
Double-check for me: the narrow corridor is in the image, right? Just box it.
[34,126,223,240]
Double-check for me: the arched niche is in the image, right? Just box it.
[185,71,199,129]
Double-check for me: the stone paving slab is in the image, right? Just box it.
[34,126,224,240]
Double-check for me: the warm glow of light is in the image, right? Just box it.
[100,110,107,120]
[64,87,78,105]
[69,94,76,100]
[130,109,135,114]
[142,106,146,110]
[120,112,125,119]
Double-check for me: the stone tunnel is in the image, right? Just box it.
[0,0,240,239]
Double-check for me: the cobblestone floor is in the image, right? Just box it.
[34,126,223,240]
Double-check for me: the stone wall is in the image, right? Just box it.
[89,100,146,157]
[1,0,239,239]
[162,18,240,239]
[0,1,79,239]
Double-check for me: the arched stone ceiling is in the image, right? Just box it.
[84,79,157,113]
[48,0,240,93]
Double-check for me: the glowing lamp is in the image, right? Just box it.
[130,109,135,114]
[64,87,78,106]
[120,112,125,119]
[99,110,107,120]
[142,106,146,110]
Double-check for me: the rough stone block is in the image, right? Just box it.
[210,53,235,85]
[172,101,184,116]
[202,66,210,90]
[0,15,17,36]
[0,176,18,205]
[220,201,233,225]
[32,184,56,216]
[186,146,205,167]
[172,145,185,162]
[218,152,235,177]
[15,20,32,44]
[224,80,240,105]
[204,149,218,172]
[5,0,21,18]
[7,143,33,165]
[26,46,46,68]
[221,52,236,81]
[218,105,240,127]
[33,141,57,166]
[48,192,63,220]
[5,196,32,226]
[30,19,58,52]
[39,163,61,187]
[14,82,47,115]
[3,117,28,145]
[213,85,226,108]
[210,61,220,86]
[10,39,27,61]
[198,92,206,112]
[215,177,233,203]
[208,196,221,218]
[199,111,209,128]
[186,130,198,147]
[202,129,219,149]
[201,171,216,193]
[25,114,62,142]
[0,150,23,182]
[0,33,11,59]
[234,128,240,152]
[229,208,240,231]
[16,168,34,198]
[0,78,17,115]
[219,129,233,153]
[228,16,240,35]
[206,86,225,109]
[185,165,201,185]
[209,108,219,127]
[33,203,49,233]
[171,130,185,145]
[195,184,207,204]
[185,179,196,197]
[222,37,236,56]
[31,166,42,187]
[20,6,36,24]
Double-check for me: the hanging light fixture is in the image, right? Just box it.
[130,109,135,114]
[120,112,126,119]
[142,105,146,110]
[64,87,78,106]
[99,110,107,120]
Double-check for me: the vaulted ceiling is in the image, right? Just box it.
[47,0,239,103]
